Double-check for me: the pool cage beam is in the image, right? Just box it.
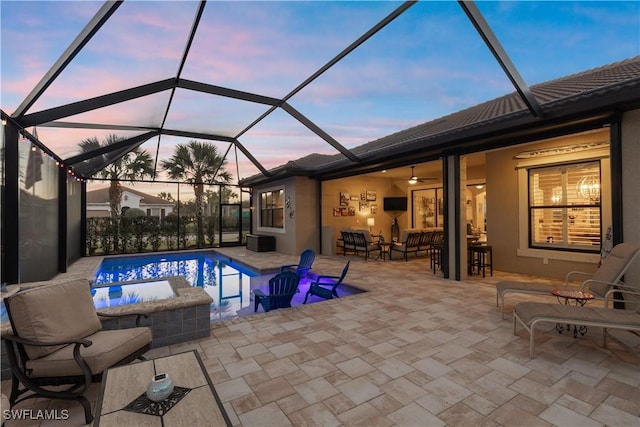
[11,0,123,119]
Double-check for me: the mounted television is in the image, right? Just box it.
[383,197,407,211]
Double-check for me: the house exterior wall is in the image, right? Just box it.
[621,109,640,289]
[321,176,407,254]
[253,176,319,255]
[86,190,173,218]
[486,127,614,279]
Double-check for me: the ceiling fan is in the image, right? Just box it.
[408,166,437,184]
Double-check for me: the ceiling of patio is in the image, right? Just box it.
[2,1,638,185]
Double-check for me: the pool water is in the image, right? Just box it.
[94,251,363,323]
[94,252,259,321]
[91,280,176,310]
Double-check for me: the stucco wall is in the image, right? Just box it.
[486,128,612,279]
[621,109,640,289]
[322,176,408,253]
[253,176,319,255]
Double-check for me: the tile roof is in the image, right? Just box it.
[243,56,640,184]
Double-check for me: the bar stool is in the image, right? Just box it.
[430,242,445,274]
[468,245,492,277]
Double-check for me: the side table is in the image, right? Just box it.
[551,289,594,338]
[377,242,391,261]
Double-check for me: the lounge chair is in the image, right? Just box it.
[253,271,301,312]
[496,242,640,318]
[513,288,640,358]
[2,279,152,424]
[303,261,350,303]
[280,249,315,280]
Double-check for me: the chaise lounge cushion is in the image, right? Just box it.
[25,328,153,378]
[590,242,640,296]
[7,279,102,359]
[515,301,640,329]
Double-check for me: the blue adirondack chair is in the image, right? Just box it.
[303,261,350,303]
[253,271,301,312]
[280,249,316,280]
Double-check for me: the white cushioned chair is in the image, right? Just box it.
[2,279,152,424]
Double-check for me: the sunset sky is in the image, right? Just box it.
[2,0,639,194]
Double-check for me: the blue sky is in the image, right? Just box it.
[2,1,639,185]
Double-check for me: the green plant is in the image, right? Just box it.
[205,215,217,247]
[86,218,99,255]
[147,217,161,251]
[161,141,231,248]
[131,216,148,252]
[119,217,133,254]
[162,215,178,251]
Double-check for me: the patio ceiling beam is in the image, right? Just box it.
[283,0,416,102]
[154,1,207,179]
[39,121,157,132]
[281,103,359,162]
[233,138,271,177]
[64,131,159,165]
[18,79,176,128]
[178,79,283,106]
[161,128,235,143]
[12,1,123,119]
[79,140,148,178]
[234,1,416,143]
[458,1,544,118]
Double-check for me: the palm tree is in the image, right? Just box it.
[161,140,232,248]
[79,135,154,252]
[79,134,154,219]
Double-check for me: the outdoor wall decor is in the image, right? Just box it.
[340,192,349,206]
[366,190,377,201]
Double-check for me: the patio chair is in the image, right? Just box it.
[352,231,380,260]
[496,242,640,318]
[303,261,350,303]
[513,287,640,358]
[340,230,356,256]
[2,278,152,424]
[390,230,422,261]
[280,249,316,280]
[253,271,301,312]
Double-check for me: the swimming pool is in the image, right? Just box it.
[94,252,263,322]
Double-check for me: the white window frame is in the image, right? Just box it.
[256,185,286,234]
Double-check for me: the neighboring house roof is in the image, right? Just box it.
[86,187,174,206]
[241,56,640,185]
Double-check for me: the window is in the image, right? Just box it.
[529,161,601,251]
[260,189,284,228]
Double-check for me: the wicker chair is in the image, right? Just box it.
[2,279,152,424]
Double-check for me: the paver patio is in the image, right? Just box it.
[2,248,639,426]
